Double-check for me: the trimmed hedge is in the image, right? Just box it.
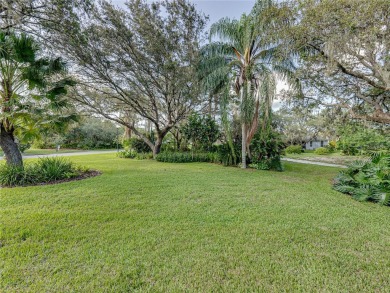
[156,152,213,163]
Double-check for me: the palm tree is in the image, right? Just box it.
[200,0,298,168]
[0,32,76,167]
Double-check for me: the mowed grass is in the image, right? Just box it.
[0,148,89,157]
[1,154,389,292]
[284,151,364,165]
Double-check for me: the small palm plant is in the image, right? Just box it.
[333,151,390,206]
[0,32,76,167]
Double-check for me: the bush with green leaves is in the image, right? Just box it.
[314,147,329,155]
[214,143,240,166]
[117,150,137,159]
[181,113,220,152]
[285,145,303,154]
[156,152,213,163]
[135,152,153,160]
[250,130,284,171]
[0,157,88,187]
[337,124,389,155]
[333,152,390,206]
[124,137,151,153]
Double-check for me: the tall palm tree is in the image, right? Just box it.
[0,32,76,167]
[200,0,298,168]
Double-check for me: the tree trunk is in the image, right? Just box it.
[241,122,247,169]
[0,124,23,167]
[153,136,163,158]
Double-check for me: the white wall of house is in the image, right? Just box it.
[305,140,328,150]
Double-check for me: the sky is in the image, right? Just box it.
[111,0,256,26]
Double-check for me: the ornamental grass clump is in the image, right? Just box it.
[0,157,89,187]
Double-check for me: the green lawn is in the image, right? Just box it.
[1,154,389,292]
[0,148,87,157]
[284,151,365,165]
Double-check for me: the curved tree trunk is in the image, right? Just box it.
[0,124,23,167]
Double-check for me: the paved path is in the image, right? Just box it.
[0,150,118,160]
[282,157,347,168]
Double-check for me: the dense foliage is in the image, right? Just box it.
[156,152,214,163]
[250,130,284,171]
[181,114,220,152]
[123,137,153,154]
[0,32,75,167]
[0,157,89,187]
[285,145,303,154]
[337,125,389,155]
[333,153,390,206]
[314,147,329,155]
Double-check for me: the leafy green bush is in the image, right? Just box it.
[285,145,303,154]
[327,140,337,152]
[314,147,329,155]
[37,157,76,181]
[0,158,88,187]
[124,137,151,153]
[181,113,220,152]
[135,152,153,160]
[214,143,240,166]
[250,130,284,171]
[0,165,38,186]
[337,125,389,155]
[117,150,137,159]
[333,152,390,206]
[156,152,213,163]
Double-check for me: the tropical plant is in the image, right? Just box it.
[333,152,390,206]
[199,0,299,168]
[0,157,87,187]
[0,32,75,167]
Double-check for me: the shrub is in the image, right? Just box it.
[0,165,38,186]
[214,143,240,166]
[0,157,88,187]
[135,152,153,160]
[314,147,329,155]
[117,150,137,159]
[285,145,303,154]
[125,137,151,153]
[36,157,75,181]
[156,152,213,163]
[181,113,220,152]
[327,140,337,152]
[337,125,390,155]
[250,130,284,171]
[333,152,390,206]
